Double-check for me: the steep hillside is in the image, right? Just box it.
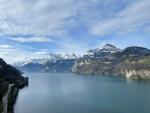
[114,56,150,79]
[0,58,28,87]
[0,58,28,113]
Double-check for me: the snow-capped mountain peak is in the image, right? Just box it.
[100,43,121,53]
[14,53,79,67]
[83,43,122,58]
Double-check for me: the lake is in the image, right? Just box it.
[14,73,150,113]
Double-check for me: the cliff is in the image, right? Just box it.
[0,58,28,113]
[114,56,150,80]
[0,78,8,113]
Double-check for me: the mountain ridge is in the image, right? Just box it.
[73,44,150,80]
[14,53,79,73]
[14,44,150,79]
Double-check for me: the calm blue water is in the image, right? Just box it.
[14,73,150,113]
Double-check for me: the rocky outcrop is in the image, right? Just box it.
[121,70,150,80]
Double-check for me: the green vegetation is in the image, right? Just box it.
[0,77,8,98]
[124,56,150,65]
[138,56,150,64]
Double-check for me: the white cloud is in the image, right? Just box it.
[0,47,29,64]
[0,0,132,37]
[0,0,148,37]
[90,0,150,36]
[0,0,77,36]
[10,37,52,42]
[0,44,13,48]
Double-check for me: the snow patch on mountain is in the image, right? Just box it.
[100,44,122,53]
[84,44,122,58]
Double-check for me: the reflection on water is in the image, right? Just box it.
[14,73,150,113]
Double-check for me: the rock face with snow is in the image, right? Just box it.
[83,44,121,59]
[14,53,64,67]
[15,53,79,73]
[100,43,121,53]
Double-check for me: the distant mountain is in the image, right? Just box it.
[14,53,79,73]
[44,59,76,73]
[14,53,64,67]
[84,43,121,59]
[118,46,150,57]
[73,44,150,80]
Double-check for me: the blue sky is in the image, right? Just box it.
[0,0,150,63]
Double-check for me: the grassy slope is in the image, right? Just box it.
[124,56,150,65]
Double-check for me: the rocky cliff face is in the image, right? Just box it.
[113,56,150,79]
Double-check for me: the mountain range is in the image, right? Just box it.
[14,44,150,80]
[14,53,79,73]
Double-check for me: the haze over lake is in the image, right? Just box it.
[14,73,150,113]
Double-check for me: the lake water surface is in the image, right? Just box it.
[14,73,150,113]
